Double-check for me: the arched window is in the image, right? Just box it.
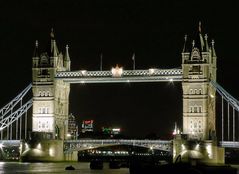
[199,89,202,94]
[195,89,198,94]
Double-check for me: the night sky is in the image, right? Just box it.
[0,1,238,138]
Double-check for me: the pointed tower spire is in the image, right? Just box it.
[199,21,202,33]
[204,34,209,51]
[50,28,58,57]
[192,40,195,48]
[64,45,70,61]
[198,21,205,51]
[64,44,71,71]
[33,40,39,57]
[211,39,216,57]
[182,35,187,52]
[32,40,40,68]
[193,21,205,51]
[50,28,55,39]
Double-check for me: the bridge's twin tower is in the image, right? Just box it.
[32,30,71,140]
[31,25,217,142]
[182,25,217,140]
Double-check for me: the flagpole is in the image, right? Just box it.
[100,53,103,71]
[132,53,135,70]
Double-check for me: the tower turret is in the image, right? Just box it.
[64,45,71,71]
[32,40,40,68]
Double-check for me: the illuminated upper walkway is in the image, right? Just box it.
[55,68,183,83]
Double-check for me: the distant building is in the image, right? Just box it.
[102,127,121,136]
[81,120,94,133]
[68,113,78,139]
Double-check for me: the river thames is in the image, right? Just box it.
[0,162,129,174]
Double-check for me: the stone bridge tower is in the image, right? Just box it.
[182,23,217,140]
[32,30,71,140]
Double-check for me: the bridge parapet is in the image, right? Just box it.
[220,141,239,148]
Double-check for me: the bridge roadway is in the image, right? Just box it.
[55,68,183,83]
[64,139,172,153]
[1,139,239,152]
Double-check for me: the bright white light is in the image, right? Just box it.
[195,144,200,150]
[150,146,153,150]
[49,147,54,157]
[67,133,71,137]
[210,94,214,98]
[111,65,123,77]
[170,79,173,82]
[25,143,29,149]
[127,80,130,83]
[0,143,3,148]
[80,81,85,84]
[36,143,42,150]
[181,144,186,151]
[149,68,156,75]
[81,70,87,75]
[112,128,120,132]
[206,144,213,159]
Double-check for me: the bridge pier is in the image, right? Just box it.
[20,138,65,162]
[173,134,225,164]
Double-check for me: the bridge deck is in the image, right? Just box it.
[55,69,183,83]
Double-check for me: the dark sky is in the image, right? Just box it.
[0,0,239,138]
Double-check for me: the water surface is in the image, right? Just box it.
[0,162,129,174]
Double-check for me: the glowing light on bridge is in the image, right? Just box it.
[36,143,41,150]
[111,65,123,77]
[210,94,215,98]
[81,70,87,75]
[149,68,156,75]
[181,144,186,151]
[195,144,200,151]
[49,147,54,157]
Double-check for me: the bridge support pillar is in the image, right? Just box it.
[173,134,224,164]
[20,139,65,162]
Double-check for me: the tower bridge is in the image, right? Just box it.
[0,24,239,162]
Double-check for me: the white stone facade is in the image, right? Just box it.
[182,34,217,140]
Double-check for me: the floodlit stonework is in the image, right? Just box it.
[32,31,71,140]
[182,27,217,140]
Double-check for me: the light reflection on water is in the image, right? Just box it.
[0,162,129,174]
